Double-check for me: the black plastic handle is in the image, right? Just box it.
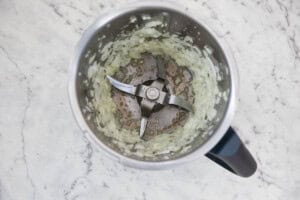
[206,127,257,177]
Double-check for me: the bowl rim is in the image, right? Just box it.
[68,1,239,169]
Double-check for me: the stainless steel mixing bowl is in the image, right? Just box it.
[68,1,256,177]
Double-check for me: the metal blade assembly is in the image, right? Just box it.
[106,57,193,138]
[106,75,137,96]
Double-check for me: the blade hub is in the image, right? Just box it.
[145,87,160,101]
[106,54,194,138]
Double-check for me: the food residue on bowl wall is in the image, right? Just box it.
[83,14,227,160]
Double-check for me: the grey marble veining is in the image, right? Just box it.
[0,0,300,199]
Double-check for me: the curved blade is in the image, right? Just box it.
[139,117,148,138]
[106,75,137,95]
[139,98,155,138]
[168,95,193,112]
[156,57,166,81]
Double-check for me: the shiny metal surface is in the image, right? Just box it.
[168,95,193,112]
[106,62,193,137]
[106,75,137,96]
[107,54,193,138]
[145,87,160,100]
[139,117,148,137]
[68,1,238,169]
[107,76,193,111]
[156,57,166,80]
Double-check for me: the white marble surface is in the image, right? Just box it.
[0,0,300,199]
